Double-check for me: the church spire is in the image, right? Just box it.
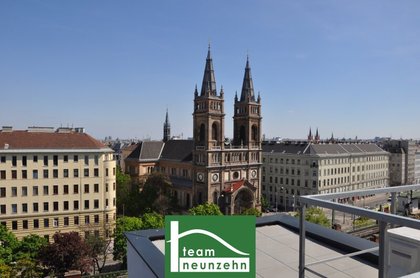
[240,55,255,102]
[308,127,313,142]
[200,45,217,96]
[163,109,171,142]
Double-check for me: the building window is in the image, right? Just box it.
[84,155,89,165]
[84,169,89,177]
[94,184,99,193]
[43,169,49,179]
[106,168,109,177]
[23,220,28,229]
[94,215,99,224]
[84,200,89,209]
[11,170,17,179]
[113,183,116,191]
[113,198,116,207]
[63,169,69,178]
[84,184,89,193]
[11,187,17,197]
[105,183,108,192]
[74,169,79,178]
[53,169,58,178]
[33,186,38,196]
[12,221,18,230]
[43,185,48,195]
[0,205,6,214]
[64,155,68,163]
[105,199,108,207]
[74,200,79,210]
[63,185,69,195]
[32,170,38,179]
[94,168,99,177]
[44,218,49,228]
[105,214,109,223]
[113,167,116,176]
[43,202,49,212]
[74,155,78,162]
[0,156,5,163]
[64,217,69,226]
[94,155,99,165]
[33,155,38,163]
[53,155,58,166]
[33,219,39,229]
[53,218,59,227]
[12,156,17,167]
[22,170,27,179]
[53,202,59,211]
[85,215,90,224]
[74,216,79,225]
[43,156,48,166]
[12,204,17,214]
[94,199,99,209]
[22,203,28,213]
[64,201,69,210]
[0,170,6,179]
[33,203,39,212]
[53,185,59,195]
[73,184,79,194]
[0,187,5,197]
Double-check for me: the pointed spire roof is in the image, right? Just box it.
[240,55,255,102]
[200,45,217,96]
[165,109,170,126]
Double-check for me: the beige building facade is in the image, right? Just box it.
[262,142,389,210]
[0,127,116,240]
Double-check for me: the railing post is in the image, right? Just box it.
[378,221,387,278]
[299,204,306,278]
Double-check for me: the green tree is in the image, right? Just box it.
[241,208,262,217]
[189,203,223,215]
[0,262,16,278]
[140,172,173,214]
[261,196,270,211]
[39,232,92,277]
[116,166,137,216]
[85,236,112,274]
[15,234,48,261]
[0,224,19,264]
[295,207,331,227]
[15,258,45,278]
[141,212,164,229]
[113,216,143,266]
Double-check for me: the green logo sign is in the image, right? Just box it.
[165,216,255,278]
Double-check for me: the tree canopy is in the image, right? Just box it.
[189,203,223,215]
[295,207,331,227]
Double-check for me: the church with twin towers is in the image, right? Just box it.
[126,46,262,214]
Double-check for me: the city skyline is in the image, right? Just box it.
[1,1,420,140]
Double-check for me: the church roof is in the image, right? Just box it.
[240,57,255,102]
[160,140,193,162]
[126,141,164,161]
[200,46,217,97]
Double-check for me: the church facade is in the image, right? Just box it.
[125,47,262,214]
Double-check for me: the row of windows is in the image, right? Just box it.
[0,154,101,167]
[264,155,388,166]
[0,167,107,180]
[263,177,316,188]
[0,183,115,198]
[1,214,105,231]
[0,198,116,214]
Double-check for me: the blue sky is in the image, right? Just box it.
[1,1,420,140]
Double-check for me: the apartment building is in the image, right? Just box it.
[0,126,116,240]
[262,142,389,210]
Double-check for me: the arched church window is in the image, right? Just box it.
[199,124,205,143]
[252,125,258,142]
[212,122,218,141]
[239,126,246,145]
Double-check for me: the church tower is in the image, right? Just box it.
[233,57,262,147]
[192,46,225,204]
[192,48,262,214]
[163,109,171,142]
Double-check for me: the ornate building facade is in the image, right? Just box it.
[124,47,262,214]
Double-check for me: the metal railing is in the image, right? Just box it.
[298,184,420,278]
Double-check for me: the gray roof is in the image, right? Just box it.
[127,141,164,161]
[160,140,193,162]
[263,142,387,155]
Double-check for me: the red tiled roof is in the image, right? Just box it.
[0,130,107,150]
[223,179,245,193]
